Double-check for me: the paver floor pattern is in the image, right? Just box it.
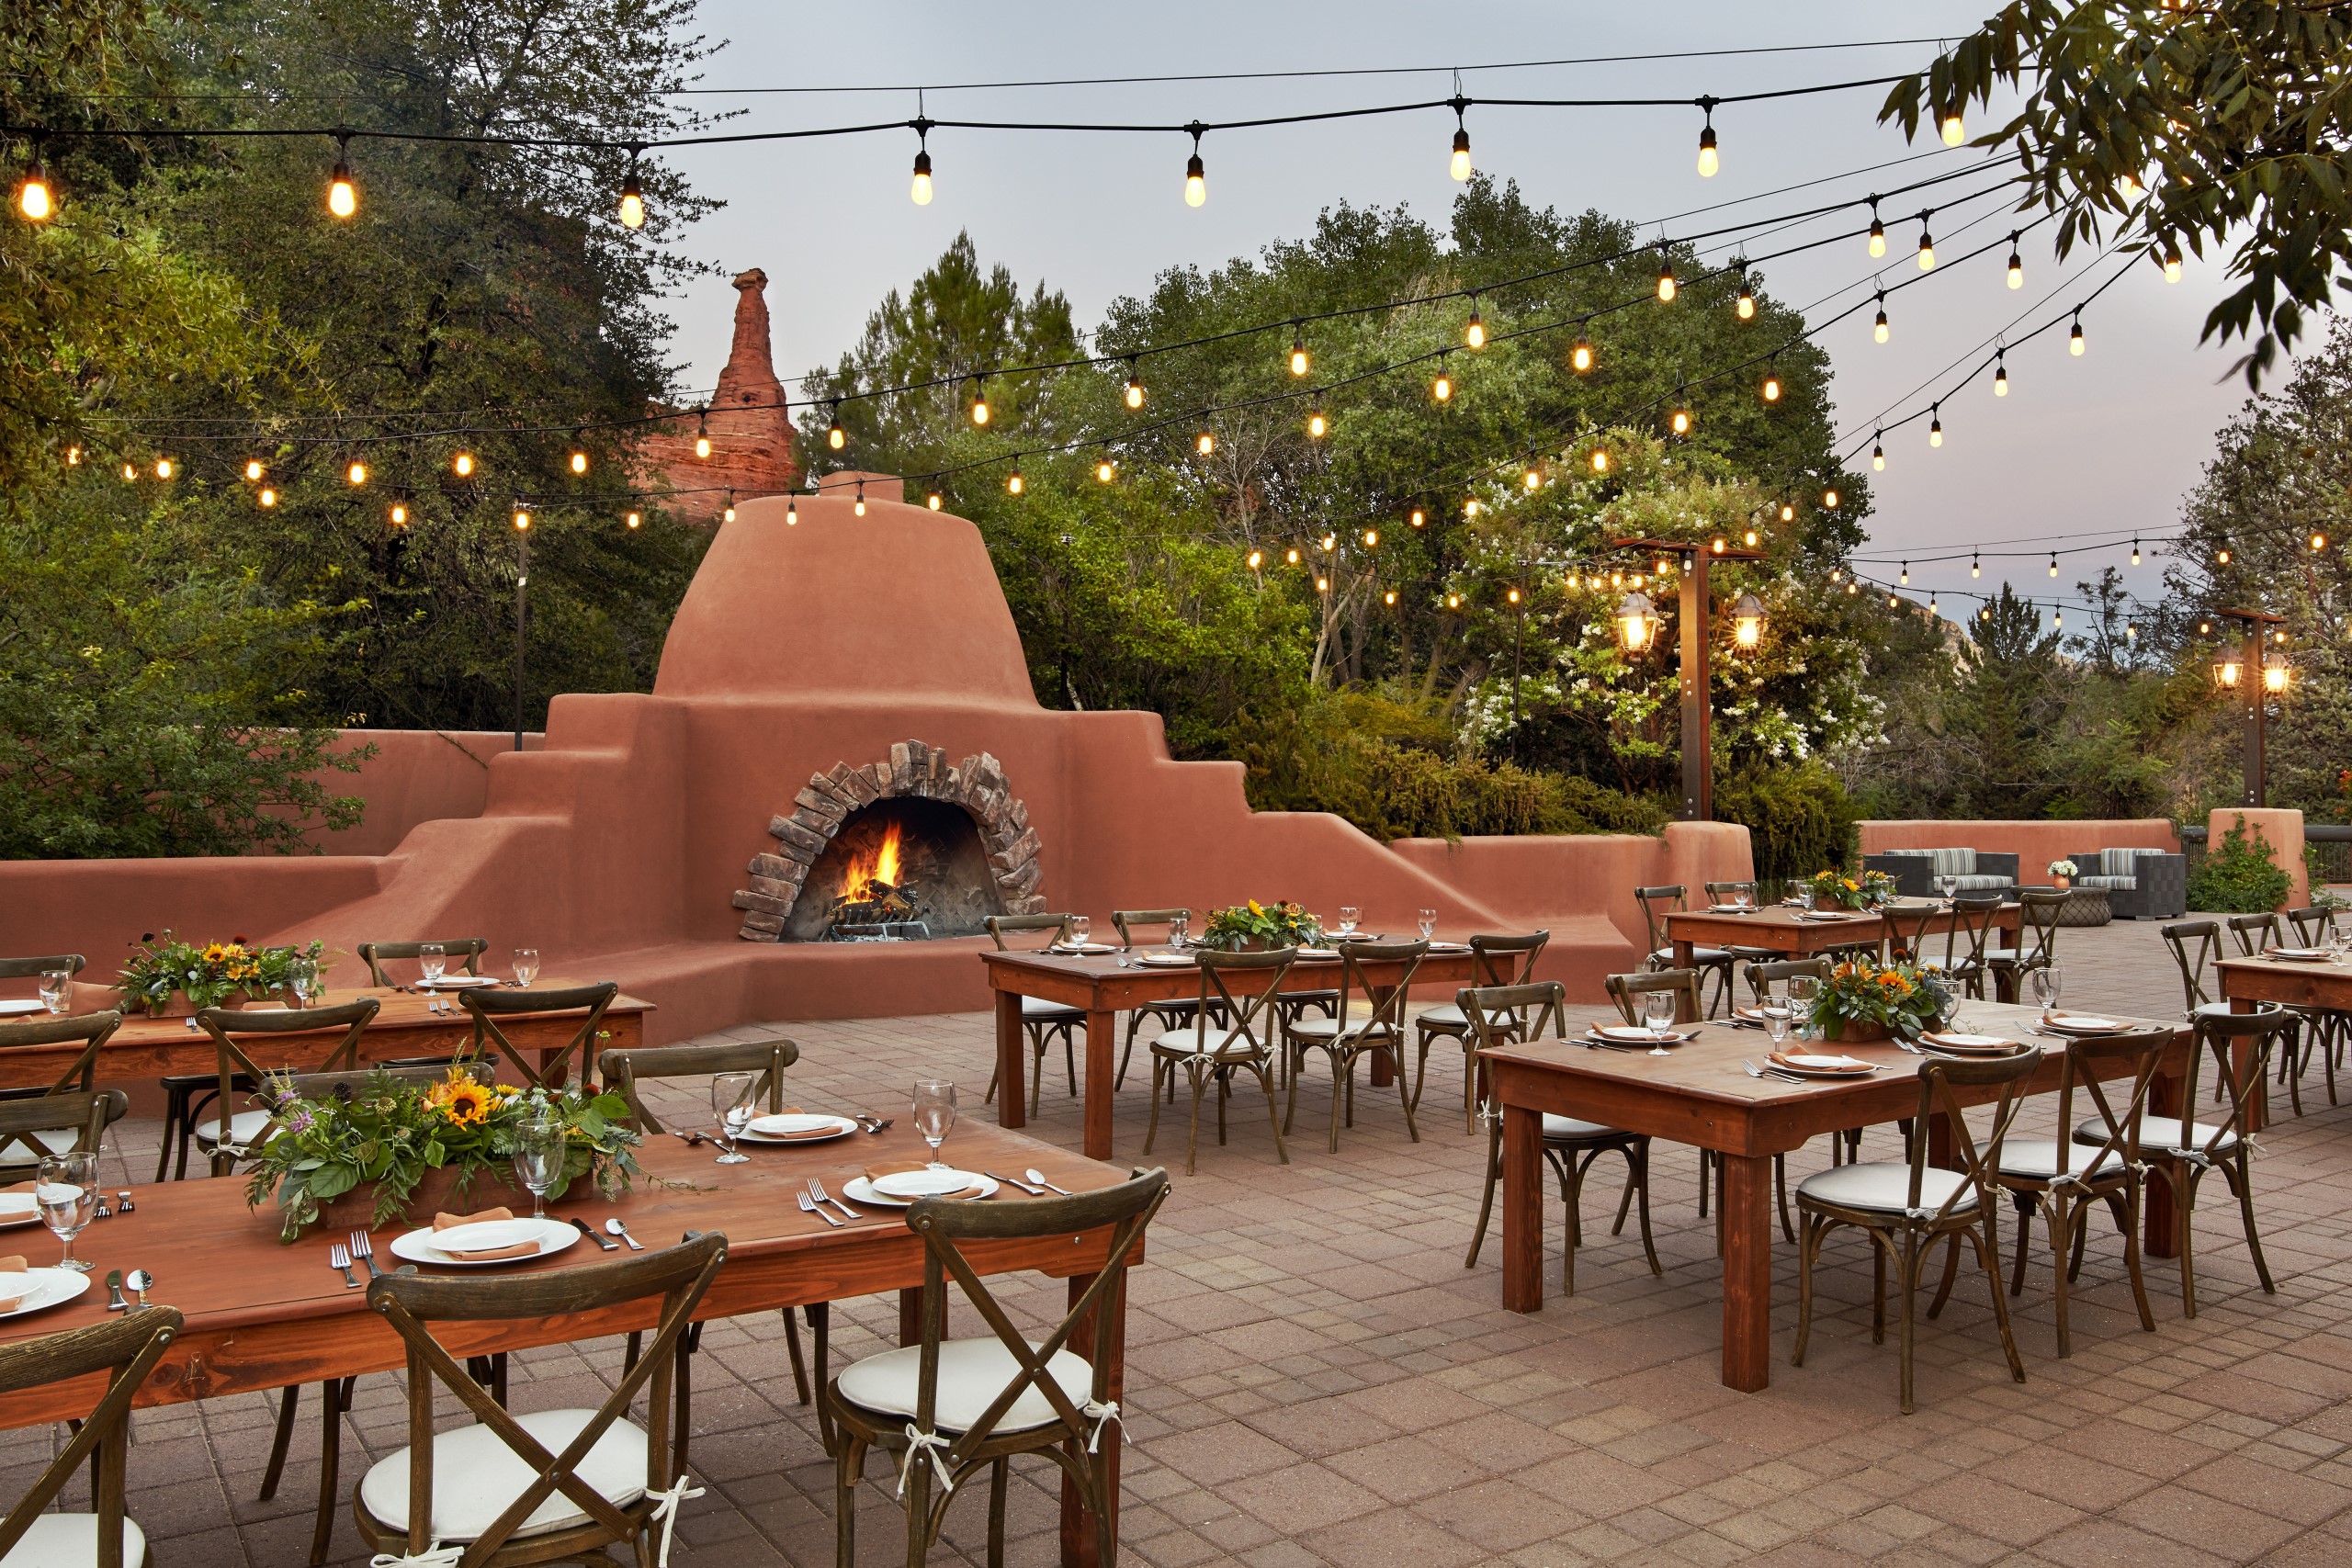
[8,919,2352,1565]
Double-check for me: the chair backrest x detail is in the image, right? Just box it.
[597,1038,800,1134]
[0,1306,182,1568]
[2224,912,2281,958]
[2047,1027,2171,1180]
[1458,982,1568,1118]
[1189,948,1296,1059]
[1632,886,1687,959]
[0,1010,122,1097]
[1742,958,1832,1004]
[1332,940,1429,1040]
[984,913,1073,952]
[2014,890,2070,969]
[0,954,85,984]
[2161,919,2222,1013]
[198,998,382,1152]
[1605,967,1702,1026]
[0,1088,127,1170]
[1469,931,1550,990]
[459,982,617,1094]
[1111,909,1189,948]
[2286,906,2339,947]
[1897,1046,2039,1224]
[2178,1008,2296,1161]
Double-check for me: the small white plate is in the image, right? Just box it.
[1138,953,1196,966]
[1048,943,1117,956]
[2044,1015,2123,1034]
[414,976,500,989]
[1424,941,1472,953]
[741,1113,859,1145]
[0,1269,94,1320]
[0,999,44,1017]
[2269,948,2332,962]
[1706,905,1756,914]
[389,1216,578,1267]
[1770,1053,1876,1077]
[0,1194,39,1230]
[844,1171,1000,1207]
[1920,1032,2015,1054]
[1296,948,1340,960]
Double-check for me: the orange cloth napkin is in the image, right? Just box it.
[862,1159,986,1199]
[430,1207,539,1260]
[0,1255,30,1310]
[0,1257,25,1272]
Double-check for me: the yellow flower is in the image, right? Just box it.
[427,1071,495,1126]
[1247,899,1264,915]
[1843,878,1859,891]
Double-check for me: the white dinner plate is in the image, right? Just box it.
[1706,905,1756,914]
[0,999,43,1017]
[1295,948,1340,960]
[2043,1015,2124,1034]
[1919,1032,2016,1054]
[1770,1052,1876,1078]
[1048,943,1117,956]
[741,1113,859,1145]
[0,1269,94,1320]
[1138,953,1196,966]
[843,1172,1000,1207]
[413,976,501,989]
[1424,941,1472,953]
[0,1194,39,1230]
[2268,948,2332,962]
[389,1216,578,1267]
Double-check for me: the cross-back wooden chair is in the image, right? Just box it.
[194,998,382,1175]
[0,1305,182,1568]
[598,1039,823,1443]
[1735,956,1860,1232]
[2075,1007,2291,1316]
[2225,912,2283,955]
[1985,890,2068,1001]
[353,1232,725,1568]
[1412,931,1551,1132]
[2221,914,2325,1113]
[980,914,1082,1113]
[1883,898,1998,1000]
[2161,919,2234,1020]
[1282,940,1428,1152]
[356,938,489,987]
[826,1168,1169,1568]
[1634,886,1736,1016]
[1110,908,1215,1091]
[1603,966,1702,1027]
[0,1088,126,1177]
[1702,879,1781,972]
[0,1010,121,1104]
[1995,1027,2168,1357]
[0,953,85,982]
[1459,983,1661,1294]
[456,981,616,1095]
[1792,1044,2038,1414]
[2283,907,2347,1102]
[1141,946,1296,1173]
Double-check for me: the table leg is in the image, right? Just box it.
[2145,1066,2182,1258]
[1673,939,1695,970]
[1084,1009,1115,1161]
[1928,1111,1956,1170]
[1059,1269,1124,1568]
[2231,995,2268,1133]
[1367,984,1398,1087]
[1501,1104,1543,1313]
[994,987,1026,1130]
[1720,1152,1772,1392]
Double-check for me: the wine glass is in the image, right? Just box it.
[1641,989,1678,1055]
[1337,907,1362,939]
[418,943,447,987]
[1763,1001,1792,1046]
[513,948,540,988]
[1788,975,1820,1040]
[2031,967,2064,1021]
[38,967,72,1016]
[710,1070,757,1164]
[1418,908,1438,940]
[37,1153,96,1273]
[1066,916,1091,951]
[912,1078,957,1170]
[288,961,317,1010]
[1732,886,1753,912]
[511,1109,566,1219]
[1166,914,1187,952]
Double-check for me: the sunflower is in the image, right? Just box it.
[428,1073,496,1126]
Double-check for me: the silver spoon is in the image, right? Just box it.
[1024,1168,1073,1196]
[126,1269,153,1308]
[986,1170,1047,1195]
[605,1217,645,1251]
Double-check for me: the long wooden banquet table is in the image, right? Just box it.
[1664,901,2027,998]
[2217,951,2349,1130]
[982,945,1481,1160]
[0,980,653,1091]
[1482,999,2190,1393]
[0,1122,1137,1567]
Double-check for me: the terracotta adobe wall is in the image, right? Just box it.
[284,730,543,855]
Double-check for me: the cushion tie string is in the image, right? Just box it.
[1082,1399,1123,1453]
[646,1475,705,1568]
[369,1545,465,1568]
[897,1425,956,1497]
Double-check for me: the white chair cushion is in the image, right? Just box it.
[1797,1161,1973,1214]
[0,1513,145,1568]
[1998,1137,2123,1179]
[1150,1026,1263,1057]
[358,1408,648,1543]
[2076,1117,2237,1156]
[2076,875,2137,891]
[0,1129,83,1160]
[1287,1010,1394,1042]
[1951,874,2013,891]
[1022,997,1084,1022]
[836,1337,1093,1437]
[191,1109,275,1146]
[1416,1003,1518,1031]
[1928,848,1976,878]
[1543,1114,1623,1141]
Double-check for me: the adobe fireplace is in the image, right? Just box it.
[732,739,1045,942]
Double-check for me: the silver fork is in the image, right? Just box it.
[807,1178,859,1223]
[1740,1059,1807,1086]
[797,1190,842,1228]
[328,1243,359,1288]
[349,1230,383,1280]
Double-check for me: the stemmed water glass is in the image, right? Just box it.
[1165,915,1187,953]
[1762,998,1792,1047]
[1337,907,1362,940]
[1641,989,1678,1055]
[513,948,540,988]
[912,1078,957,1170]
[710,1071,757,1164]
[288,960,318,1010]
[38,967,72,1016]
[1787,975,1820,1040]
[1066,916,1091,951]
[1417,908,1438,940]
[417,943,447,987]
[37,1153,96,1273]
[511,1108,565,1219]
[2031,967,2064,1022]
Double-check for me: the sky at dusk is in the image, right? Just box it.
[655,1,2257,622]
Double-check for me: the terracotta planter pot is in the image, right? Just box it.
[141,991,248,1019]
[311,1163,518,1234]
[2052,875,2073,892]
[1821,1015,1891,1043]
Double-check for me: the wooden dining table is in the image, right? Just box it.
[981,944,1481,1161]
[1482,999,2189,1393]
[1666,901,2027,999]
[0,979,653,1092]
[0,1121,1138,1567]
[2217,951,2352,1013]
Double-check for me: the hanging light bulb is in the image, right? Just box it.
[910,125,933,206]
[121,461,137,481]
[569,436,588,476]
[1780,502,1795,523]
[2163,241,2182,282]
[1994,351,2009,396]
[2125,621,2136,640]
[1981,606,1992,622]
[1247,548,1263,570]
[854,481,868,515]
[1450,102,1473,181]
[1928,405,1943,446]
[1506,587,1521,604]
[785,495,798,525]
[1464,498,1480,517]
[258,487,277,508]
[389,497,406,525]
[1289,328,1309,378]
[1874,291,1890,344]
[1446,592,1460,609]
[1464,306,1486,350]
[514,503,532,530]
[1735,273,1755,320]
[345,458,368,486]
[927,489,943,511]
[2007,232,2024,288]
[1744,527,1758,547]
[1669,400,1692,437]
[1124,360,1145,410]
[1917,218,1936,270]
[1656,248,1677,302]
[1900,561,1911,584]
[1591,448,1611,474]
[627,510,641,528]
[2217,546,2231,565]
[1823,486,1839,508]
[829,405,848,447]
[1972,552,1981,578]
[1890,593,1901,607]
[1941,107,1965,146]
[1847,580,1860,595]
[720,492,735,525]
[1871,433,1884,471]
[2132,536,2142,565]
[1317,576,1329,592]
[1867,198,1886,258]
[1286,547,1301,565]
[1696,105,1719,177]
[63,446,79,467]
[244,459,266,482]
[1196,431,1215,457]
[1430,361,1452,402]
[1307,404,1328,437]
[326,133,358,219]
[1006,468,1023,495]
[2312,531,2330,552]
[617,163,645,229]
[1616,590,1657,652]
[1761,362,1781,402]
[1523,468,1540,491]
[17,157,52,221]
[1184,127,1207,208]
[2048,552,2059,577]
[2069,310,2085,355]
[1364,528,1380,547]
[1385,590,1397,606]
[1097,458,1116,482]
[1830,568,1842,581]
[1409,508,1425,528]
[962,375,988,426]
[1570,332,1593,374]
[694,410,711,459]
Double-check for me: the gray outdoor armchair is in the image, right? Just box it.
[2067,847,2187,920]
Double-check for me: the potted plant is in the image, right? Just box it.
[117,932,333,1017]
[1808,869,1899,911]
[2048,858,2078,891]
[243,1067,649,1241]
[1808,957,1951,1043]
[1198,899,1323,952]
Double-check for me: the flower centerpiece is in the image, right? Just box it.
[1198,899,1323,952]
[118,931,332,1017]
[1809,957,1951,1043]
[243,1066,646,1242]
[1809,869,1898,911]
[2048,858,2078,890]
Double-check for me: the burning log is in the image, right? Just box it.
[828,878,924,929]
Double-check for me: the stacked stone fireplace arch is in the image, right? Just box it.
[731,740,1045,941]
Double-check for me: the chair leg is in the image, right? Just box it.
[1631,1143,1661,1275]
[1029,1032,1048,1118]
[1971,1222,2028,1387]
[1116,1013,1142,1090]
[1464,1122,1503,1269]
[1141,1056,1167,1156]
[987,1454,1010,1568]
[1395,1043,1419,1144]
[1697,1149,1712,1217]
[1561,1151,1588,1295]
[307,1376,346,1565]
[258,1382,299,1502]
[2007,1191,2035,1296]
[780,1304,811,1405]
[1250,1060,1288,1166]
[1925,1232,1963,1319]
[1185,1065,1208,1176]
[2116,1186,2156,1333]
[1871,1236,1888,1345]
[2173,1164,2200,1318]
[1064,1024,1080,1099]
[1774,1155,1793,1244]
[1792,1214,1823,1367]
[1897,1232,1920,1416]
[834,1434,865,1568]
[2225,1156,2277,1294]
[2047,1198,2075,1358]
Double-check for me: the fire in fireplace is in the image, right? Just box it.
[784,797,1004,942]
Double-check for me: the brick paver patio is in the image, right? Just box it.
[10,918,2352,1565]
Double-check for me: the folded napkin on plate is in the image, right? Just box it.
[0,1257,25,1272]
[0,1256,30,1310]
[0,1181,31,1194]
[431,1207,539,1260]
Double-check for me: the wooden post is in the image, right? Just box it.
[1680,552,1711,822]
[2244,623,2265,808]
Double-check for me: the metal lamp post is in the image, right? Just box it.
[1611,536,1768,821]
[2211,606,2287,807]
[512,502,531,752]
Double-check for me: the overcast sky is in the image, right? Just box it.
[657,1,2256,620]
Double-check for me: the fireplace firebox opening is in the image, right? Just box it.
[785,798,1002,942]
